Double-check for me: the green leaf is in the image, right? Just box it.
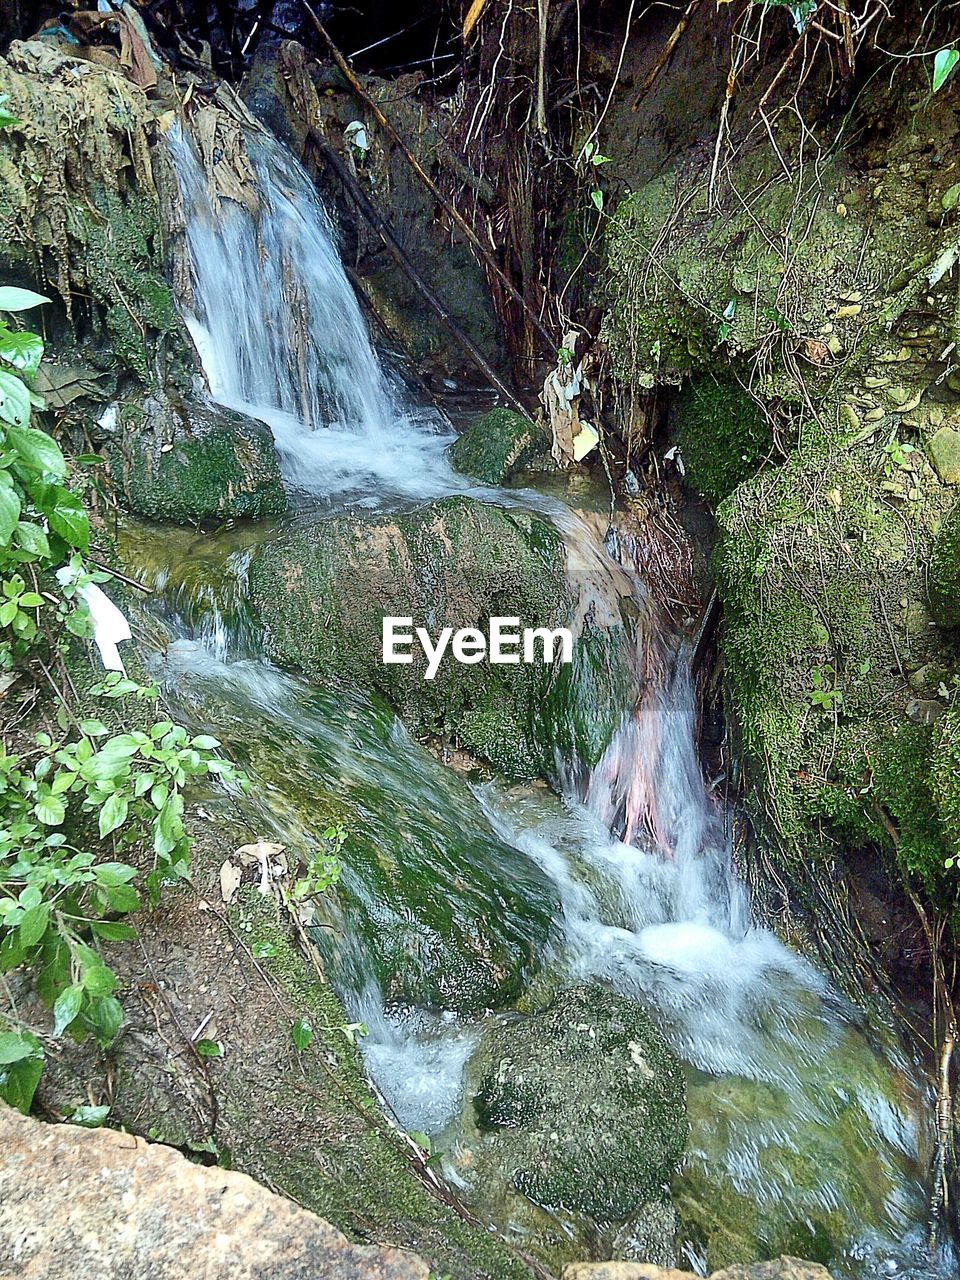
[94,862,137,887]
[0,368,31,427]
[933,48,959,93]
[14,520,49,558]
[52,983,84,1036]
[291,1018,314,1051]
[31,484,89,550]
[98,792,129,839]
[34,794,66,826]
[8,426,66,481]
[67,1103,110,1127]
[0,328,43,375]
[590,189,604,212]
[195,1038,222,1058]
[0,474,21,542]
[91,921,137,942]
[83,994,123,1048]
[82,964,117,997]
[0,1031,38,1064]
[190,735,221,750]
[0,1054,43,1113]
[0,287,49,312]
[18,903,49,948]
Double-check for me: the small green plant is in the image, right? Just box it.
[882,437,915,478]
[809,666,842,713]
[933,48,959,94]
[290,822,346,901]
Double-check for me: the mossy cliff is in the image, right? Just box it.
[600,53,960,915]
[248,495,636,780]
[0,39,283,524]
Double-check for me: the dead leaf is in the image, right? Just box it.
[463,0,489,40]
[219,860,242,905]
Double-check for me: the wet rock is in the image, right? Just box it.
[561,1260,834,1280]
[111,393,285,523]
[248,495,635,779]
[927,426,960,485]
[449,985,687,1271]
[450,407,551,484]
[0,1103,428,1279]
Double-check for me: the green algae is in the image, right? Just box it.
[449,408,551,485]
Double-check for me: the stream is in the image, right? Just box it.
[117,120,956,1278]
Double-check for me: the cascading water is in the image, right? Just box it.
[122,115,958,1280]
[166,122,456,503]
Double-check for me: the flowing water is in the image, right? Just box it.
[121,119,958,1278]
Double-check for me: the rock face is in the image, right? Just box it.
[562,1260,833,1280]
[448,985,688,1272]
[0,1104,428,1279]
[249,495,637,779]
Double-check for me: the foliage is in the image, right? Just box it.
[0,252,243,1111]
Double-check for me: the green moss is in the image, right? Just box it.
[674,375,770,502]
[248,495,633,780]
[456,985,687,1269]
[714,433,952,892]
[928,500,960,628]
[115,401,285,524]
[933,705,960,866]
[449,408,550,485]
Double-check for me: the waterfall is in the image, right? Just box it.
[131,119,956,1280]
[166,122,456,503]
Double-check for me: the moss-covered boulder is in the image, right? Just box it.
[248,496,635,779]
[447,985,687,1271]
[450,408,551,485]
[111,395,285,523]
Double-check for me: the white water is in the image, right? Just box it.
[152,118,955,1278]
[167,123,457,504]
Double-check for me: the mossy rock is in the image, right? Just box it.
[112,395,285,524]
[928,499,960,628]
[673,374,769,502]
[714,429,956,894]
[449,408,551,485]
[448,984,686,1269]
[247,495,634,779]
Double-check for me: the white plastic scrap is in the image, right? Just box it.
[56,567,132,673]
[344,120,370,154]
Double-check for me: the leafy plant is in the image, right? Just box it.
[290,822,345,901]
[0,274,244,1112]
[809,666,842,713]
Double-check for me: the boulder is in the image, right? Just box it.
[448,985,687,1270]
[248,495,636,779]
[450,407,551,484]
[927,427,960,486]
[0,1104,428,1280]
[110,393,285,523]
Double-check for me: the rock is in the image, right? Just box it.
[450,985,687,1270]
[561,1261,833,1280]
[928,499,960,628]
[248,495,636,779]
[0,1104,428,1280]
[449,407,551,484]
[111,393,285,523]
[905,697,945,726]
[927,426,960,485]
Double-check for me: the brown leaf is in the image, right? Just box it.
[219,860,242,905]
